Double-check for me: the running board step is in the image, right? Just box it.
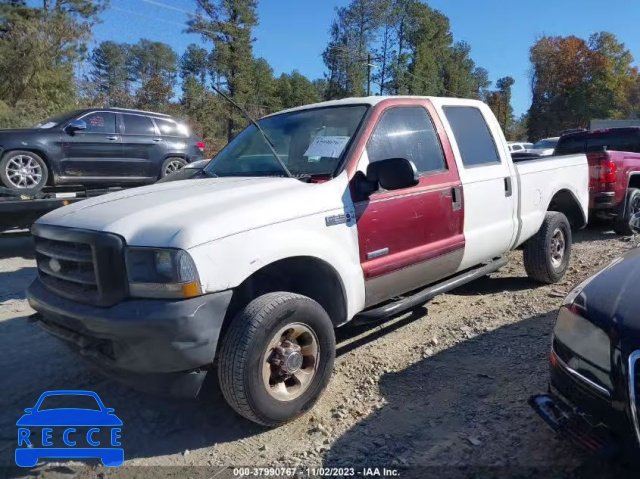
[352,257,509,324]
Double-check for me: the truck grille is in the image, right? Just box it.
[32,224,127,307]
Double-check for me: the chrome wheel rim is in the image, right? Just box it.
[262,323,319,402]
[164,160,184,176]
[6,154,42,188]
[550,228,566,268]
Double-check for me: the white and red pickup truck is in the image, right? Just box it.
[27,96,589,426]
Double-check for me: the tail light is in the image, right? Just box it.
[587,152,616,190]
[600,158,616,184]
[196,142,205,152]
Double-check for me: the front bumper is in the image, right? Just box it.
[530,346,634,455]
[530,392,616,454]
[27,279,233,397]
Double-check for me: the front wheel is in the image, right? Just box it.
[613,188,640,236]
[218,292,335,426]
[523,211,572,284]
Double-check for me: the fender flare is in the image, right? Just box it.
[546,186,588,228]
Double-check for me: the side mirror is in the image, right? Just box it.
[630,212,640,235]
[366,158,419,191]
[66,119,87,132]
[24,408,33,413]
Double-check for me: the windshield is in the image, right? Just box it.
[34,110,83,129]
[205,105,368,178]
[532,138,558,149]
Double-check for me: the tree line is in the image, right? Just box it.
[527,32,640,140]
[0,0,639,150]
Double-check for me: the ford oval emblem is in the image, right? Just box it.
[49,258,62,273]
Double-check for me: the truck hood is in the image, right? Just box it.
[37,176,345,249]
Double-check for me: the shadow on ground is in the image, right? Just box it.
[572,222,623,244]
[323,310,626,477]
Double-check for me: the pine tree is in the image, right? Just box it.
[89,41,131,107]
[188,0,258,141]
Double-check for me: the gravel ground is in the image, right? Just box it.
[0,226,635,478]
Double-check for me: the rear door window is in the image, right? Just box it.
[443,106,500,167]
[122,114,156,136]
[367,106,446,175]
[155,118,188,137]
[82,112,116,134]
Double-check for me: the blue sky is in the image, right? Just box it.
[85,0,640,116]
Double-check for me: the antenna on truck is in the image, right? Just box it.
[211,85,292,178]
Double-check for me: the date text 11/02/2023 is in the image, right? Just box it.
[232,468,400,477]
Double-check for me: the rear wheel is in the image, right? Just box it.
[160,157,188,178]
[523,211,572,284]
[613,188,640,236]
[0,150,48,191]
[218,292,335,426]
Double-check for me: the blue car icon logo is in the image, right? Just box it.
[16,390,123,467]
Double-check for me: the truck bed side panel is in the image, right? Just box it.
[514,154,589,247]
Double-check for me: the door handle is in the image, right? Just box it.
[152,138,163,143]
[106,136,118,141]
[451,187,462,211]
[504,177,513,197]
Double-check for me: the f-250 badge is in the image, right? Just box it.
[325,209,355,226]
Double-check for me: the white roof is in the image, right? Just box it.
[267,95,483,117]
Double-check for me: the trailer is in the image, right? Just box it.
[0,186,126,233]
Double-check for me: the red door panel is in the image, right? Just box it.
[349,99,465,307]
[358,182,464,278]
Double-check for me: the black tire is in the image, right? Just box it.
[0,150,48,191]
[613,188,640,236]
[160,157,188,178]
[218,292,335,426]
[523,211,572,284]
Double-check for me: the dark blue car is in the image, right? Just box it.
[16,390,123,467]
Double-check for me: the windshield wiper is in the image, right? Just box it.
[211,85,292,178]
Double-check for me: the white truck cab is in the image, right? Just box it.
[27,96,589,426]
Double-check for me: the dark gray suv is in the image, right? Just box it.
[0,108,205,191]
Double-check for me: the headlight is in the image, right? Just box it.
[125,247,202,299]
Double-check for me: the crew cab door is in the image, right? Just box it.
[61,111,123,179]
[438,104,517,269]
[353,101,465,307]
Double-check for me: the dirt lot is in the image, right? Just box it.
[0,226,635,477]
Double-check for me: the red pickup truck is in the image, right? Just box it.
[554,128,640,235]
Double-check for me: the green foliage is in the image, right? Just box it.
[0,0,107,126]
[188,0,258,140]
[277,71,321,109]
[322,0,488,100]
[486,76,515,134]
